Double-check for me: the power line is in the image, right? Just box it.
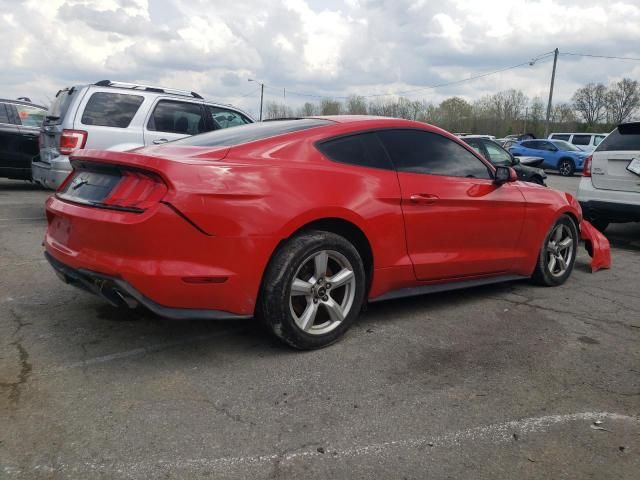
[257,50,555,101]
[561,52,640,61]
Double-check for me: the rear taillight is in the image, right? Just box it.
[582,155,592,177]
[59,129,87,155]
[102,170,167,211]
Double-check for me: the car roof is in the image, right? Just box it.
[0,98,47,110]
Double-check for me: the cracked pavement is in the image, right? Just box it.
[0,175,639,479]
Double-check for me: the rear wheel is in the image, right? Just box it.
[531,215,578,286]
[259,230,366,350]
[558,158,575,177]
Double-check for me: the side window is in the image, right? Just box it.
[551,134,570,141]
[520,141,535,149]
[594,135,606,146]
[207,106,251,130]
[483,141,512,165]
[543,141,558,151]
[316,133,393,170]
[148,100,206,135]
[81,92,144,128]
[0,103,9,124]
[15,105,47,128]
[571,135,591,146]
[463,139,484,156]
[377,129,492,179]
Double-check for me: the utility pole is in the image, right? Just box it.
[248,79,265,121]
[544,48,559,138]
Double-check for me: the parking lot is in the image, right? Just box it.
[1,175,639,479]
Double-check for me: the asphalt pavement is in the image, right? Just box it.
[1,175,638,479]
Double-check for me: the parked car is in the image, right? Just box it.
[510,139,590,176]
[577,122,640,231]
[34,80,254,190]
[44,116,590,349]
[461,137,547,185]
[0,98,47,180]
[548,132,607,153]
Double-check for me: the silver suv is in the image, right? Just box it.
[34,80,254,189]
[577,122,640,231]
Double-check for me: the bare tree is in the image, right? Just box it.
[320,98,343,115]
[606,78,640,124]
[296,102,318,117]
[264,101,294,119]
[345,95,368,115]
[572,83,607,126]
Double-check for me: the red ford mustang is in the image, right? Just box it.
[45,116,597,349]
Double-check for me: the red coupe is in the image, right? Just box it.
[45,116,591,349]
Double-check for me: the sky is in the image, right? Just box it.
[1,0,640,117]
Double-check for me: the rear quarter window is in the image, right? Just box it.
[316,133,392,170]
[596,124,640,152]
[81,92,144,128]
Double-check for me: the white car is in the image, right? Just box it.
[577,122,640,231]
[34,80,254,189]
[548,132,607,153]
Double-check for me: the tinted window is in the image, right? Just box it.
[46,87,75,125]
[0,103,9,124]
[173,119,332,147]
[596,124,640,152]
[317,133,392,170]
[572,135,591,146]
[16,105,47,128]
[551,134,570,141]
[550,140,580,151]
[378,129,492,179]
[207,106,251,130]
[520,141,538,149]
[81,92,143,128]
[149,100,206,135]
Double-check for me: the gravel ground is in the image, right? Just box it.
[1,175,638,479]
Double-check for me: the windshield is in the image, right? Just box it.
[172,118,333,147]
[551,140,581,151]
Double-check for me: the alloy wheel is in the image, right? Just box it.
[545,224,574,277]
[289,250,357,335]
[559,160,573,176]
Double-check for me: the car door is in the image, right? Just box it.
[144,98,207,145]
[0,102,31,179]
[377,129,527,281]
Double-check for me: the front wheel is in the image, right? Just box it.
[531,215,578,286]
[259,230,366,350]
[558,158,575,177]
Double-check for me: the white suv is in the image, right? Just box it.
[577,122,640,231]
[34,80,254,189]
[548,132,607,153]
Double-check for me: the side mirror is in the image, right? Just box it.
[511,154,520,165]
[494,166,517,185]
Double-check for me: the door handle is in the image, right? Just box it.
[153,138,169,144]
[409,193,439,205]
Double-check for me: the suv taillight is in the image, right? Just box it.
[59,129,87,155]
[102,170,167,211]
[582,155,592,177]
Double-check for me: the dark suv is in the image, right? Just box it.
[0,98,47,180]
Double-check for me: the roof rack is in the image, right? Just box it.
[94,80,203,99]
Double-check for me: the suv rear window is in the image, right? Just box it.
[46,88,76,125]
[572,135,591,146]
[81,92,144,128]
[596,124,640,152]
[173,119,332,147]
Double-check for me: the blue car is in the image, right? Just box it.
[509,139,590,176]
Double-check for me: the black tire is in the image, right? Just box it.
[531,215,579,286]
[259,230,366,350]
[587,217,609,233]
[558,158,575,177]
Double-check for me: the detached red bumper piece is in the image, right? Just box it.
[580,220,611,272]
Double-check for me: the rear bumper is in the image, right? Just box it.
[45,252,250,320]
[577,177,640,222]
[32,158,71,190]
[44,196,278,317]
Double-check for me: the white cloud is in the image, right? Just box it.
[0,0,639,117]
